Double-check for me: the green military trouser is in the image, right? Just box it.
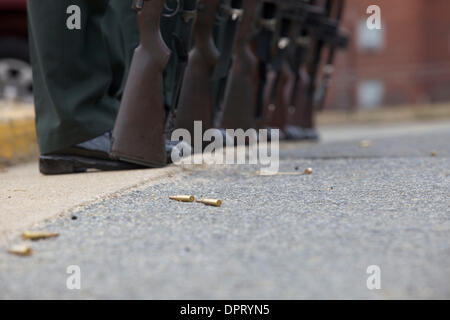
[28,0,181,154]
[160,10,180,112]
[27,0,139,154]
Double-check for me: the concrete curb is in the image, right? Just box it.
[0,162,186,245]
[0,103,37,165]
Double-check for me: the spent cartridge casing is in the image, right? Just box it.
[169,195,195,202]
[8,245,32,256]
[197,199,222,207]
[21,231,59,241]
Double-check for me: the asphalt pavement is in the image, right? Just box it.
[1,122,449,299]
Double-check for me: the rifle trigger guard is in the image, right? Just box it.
[260,18,277,32]
[181,9,197,23]
[323,64,334,75]
[215,4,228,23]
[295,36,310,47]
[132,0,146,12]
[278,37,290,50]
[163,0,181,18]
[230,8,244,21]
[220,4,244,22]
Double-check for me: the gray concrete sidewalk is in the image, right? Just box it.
[0,121,449,299]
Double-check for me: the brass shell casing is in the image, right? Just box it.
[197,199,222,207]
[169,195,195,202]
[8,245,32,256]
[21,231,59,241]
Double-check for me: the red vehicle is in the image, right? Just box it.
[0,0,32,102]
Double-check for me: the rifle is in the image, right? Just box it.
[212,0,244,122]
[254,1,278,129]
[174,0,222,139]
[284,0,333,139]
[259,0,321,134]
[163,0,199,136]
[111,0,170,167]
[216,0,260,131]
[264,14,295,131]
[284,1,325,139]
[295,0,348,137]
[314,0,348,110]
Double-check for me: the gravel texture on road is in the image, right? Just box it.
[1,126,449,299]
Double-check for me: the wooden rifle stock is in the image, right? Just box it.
[217,0,260,130]
[174,0,221,137]
[111,0,170,167]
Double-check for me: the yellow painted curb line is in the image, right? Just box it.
[0,103,37,164]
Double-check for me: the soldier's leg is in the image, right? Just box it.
[28,0,146,174]
[27,0,122,155]
[102,0,139,101]
[160,13,178,112]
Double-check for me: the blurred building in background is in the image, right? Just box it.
[1,0,450,111]
[327,0,450,110]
